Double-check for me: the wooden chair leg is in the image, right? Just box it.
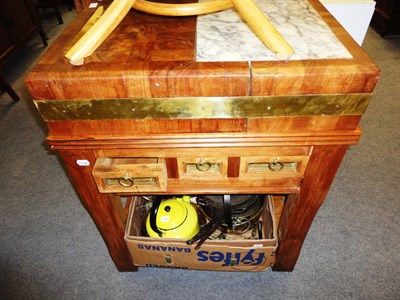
[36,0,64,24]
[38,28,49,47]
[53,0,64,24]
[0,73,20,101]
[65,0,73,11]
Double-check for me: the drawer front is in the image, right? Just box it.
[168,155,308,192]
[177,157,228,179]
[92,158,167,193]
[240,156,309,179]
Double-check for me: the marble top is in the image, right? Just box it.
[196,0,352,62]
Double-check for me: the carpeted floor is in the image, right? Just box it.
[0,4,399,300]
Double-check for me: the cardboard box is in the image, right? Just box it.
[124,196,278,272]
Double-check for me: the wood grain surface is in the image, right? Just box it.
[73,0,91,14]
[25,0,379,100]
[273,145,348,271]
[43,115,361,140]
[65,0,139,66]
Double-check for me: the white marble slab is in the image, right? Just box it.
[196,0,352,62]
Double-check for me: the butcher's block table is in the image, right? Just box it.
[25,0,379,272]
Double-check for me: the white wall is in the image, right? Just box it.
[320,0,376,45]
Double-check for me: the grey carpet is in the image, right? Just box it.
[1,5,399,300]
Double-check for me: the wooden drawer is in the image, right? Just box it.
[177,157,228,179]
[169,155,308,193]
[239,156,309,178]
[92,158,167,193]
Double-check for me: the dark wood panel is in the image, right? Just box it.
[372,0,400,36]
[0,0,47,67]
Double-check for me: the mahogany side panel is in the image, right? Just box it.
[246,116,361,133]
[227,157,241,178]
[251,60,379,96]
[44,116,361,137]
[59,149,137,271]
[147,61,251,98]
[46,118,247,136]
[272,145,348,271]
[165,157,179,178]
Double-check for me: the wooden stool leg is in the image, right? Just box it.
[0,73,20,101]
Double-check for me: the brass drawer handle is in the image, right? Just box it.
[195,161,212,172]
[268,161,284,172]
[118,175,134,187]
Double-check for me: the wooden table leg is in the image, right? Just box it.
[0,73,20,101]
[59,149,137,271]
[273,145,348,271]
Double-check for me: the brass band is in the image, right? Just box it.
[34,94,371,121]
